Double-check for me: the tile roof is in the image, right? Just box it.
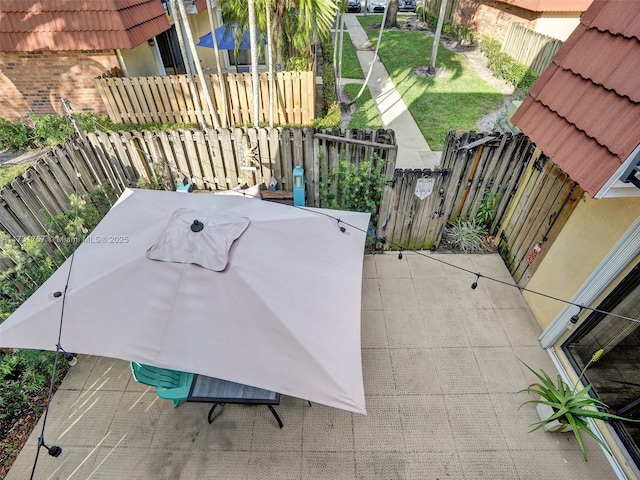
[0,0,170,52]
[495,0,593,12]
[511,0,640,197]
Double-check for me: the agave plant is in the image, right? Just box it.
[519,349,640,462]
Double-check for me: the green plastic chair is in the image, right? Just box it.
[130,362,194,408]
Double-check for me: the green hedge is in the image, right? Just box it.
[0,114,196,152]
[415,7,474,45]
[479,36,539,94]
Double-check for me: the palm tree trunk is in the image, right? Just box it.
[206,0,229,127]
[177,0,221,129]
[169,0,206,129]
[266,0,274,127]
[429,0,449,75]
[248,0,260,127]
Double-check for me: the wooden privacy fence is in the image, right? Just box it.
[421,0,460,23]
[94,71,316,128]
[0,127,396,260]
[501,23,563,75]
[377,130,583,287]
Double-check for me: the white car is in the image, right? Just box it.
[367,0,386,13]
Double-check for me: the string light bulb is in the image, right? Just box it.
[570,306,583,324]
[38,436,62,457]
[471,273,480,290]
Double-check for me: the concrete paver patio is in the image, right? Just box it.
[7,253,618,479]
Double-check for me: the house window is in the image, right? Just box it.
[563,261,640,468]
[227,49,266,72]
[156,26,186,75]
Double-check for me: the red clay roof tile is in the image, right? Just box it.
[582,0,640,39]
[511,0,640,197]
[512,98,622,196]
[0,0,170,51]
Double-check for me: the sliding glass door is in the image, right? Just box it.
[563,261,640,465]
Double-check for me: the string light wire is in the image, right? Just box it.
[29,100,83,479]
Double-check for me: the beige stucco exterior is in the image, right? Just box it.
[118,42,163,77]
[523,194,640,330]
[534,12,582,41]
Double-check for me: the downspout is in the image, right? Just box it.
[115,49,129,77]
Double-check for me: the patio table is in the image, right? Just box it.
[187,375,283,428]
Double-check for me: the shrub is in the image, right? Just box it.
[30,114,75,148]
[287,56,309,71]
[310,101,342,129]
[0,113,198,153]
[475,190,500,227]
[415,9,475,44]
[320,157,386,224]
[0,186,112,445]
[479,36,539,94]
[320,38,338,113]
[0,118,33,151]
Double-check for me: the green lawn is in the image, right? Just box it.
[337,31,364,80]
[344,84,383,129]
[356,16,503,150]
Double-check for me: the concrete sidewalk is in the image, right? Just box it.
[6,253,618,480]
[342,14,440,170]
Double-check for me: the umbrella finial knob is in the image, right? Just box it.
[191,220,204,232]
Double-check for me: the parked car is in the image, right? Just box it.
[398,0,416,11]
[347,0,362,12]
[367,0,386,13]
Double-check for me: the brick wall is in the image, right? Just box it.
[455,0,539,42]
[0,50,119,120]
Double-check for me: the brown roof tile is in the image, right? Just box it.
[0,0,170,52]
[511,0,640,197]
[582,0,640,39]
[534,69,640,157]
[512,98,622,196]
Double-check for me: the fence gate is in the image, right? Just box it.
[376,130,584,288]
[377,131,535,251]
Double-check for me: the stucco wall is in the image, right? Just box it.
[119,42,162,77]
[191,10,225,71]
[535,13,582,41]
[0,50,118,119]
[523,195,640,329]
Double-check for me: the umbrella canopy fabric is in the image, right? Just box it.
[197,25,261,50]
[0,189,369,414]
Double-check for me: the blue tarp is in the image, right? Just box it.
[197,25,260,50]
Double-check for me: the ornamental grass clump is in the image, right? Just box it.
[444,219,488,253]
[519,349,640,462]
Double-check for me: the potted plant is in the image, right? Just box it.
[519,349,640,462]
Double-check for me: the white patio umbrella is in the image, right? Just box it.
[0,189,369,414]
